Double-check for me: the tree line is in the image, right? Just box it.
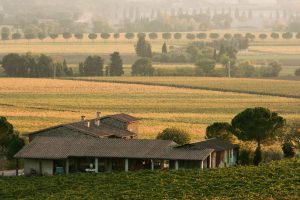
[2,28,300,42]
[1,53,73,78]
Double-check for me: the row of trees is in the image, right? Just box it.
[1,53,73,78]
[2,28,300,42]
[78,53,154,77]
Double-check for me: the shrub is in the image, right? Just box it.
[186,33,195,40]
[209,33,220,40]
[259,33,267,40]
[223,33,232,40]
[113,33,120,39]
[282,32,293,39]
[239,148,253,165]
[197,33,207,39]
[245,33,255,40]
[270,32,280,39]
[156,127,191,145]
[125,32,135,40]
[100,33,110,39]
[162,32,172,40]
[195,58,216,76]
[148,32,158,40]
[233,33,243,39]
[131,58,154,76]
[282,142,296,158]
[173,33,182,40]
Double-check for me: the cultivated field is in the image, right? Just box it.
[1,158,299,199]
[71,77,300,98]
[0,78,299,140]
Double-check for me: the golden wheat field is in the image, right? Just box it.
[72,77,300,98]
[0,78,299,141]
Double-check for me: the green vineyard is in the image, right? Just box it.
[0,158,299,200]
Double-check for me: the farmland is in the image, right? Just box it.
[71,77,300,98]
[0,158,299,199]
[0,32,300,73]
[0,78,299,140]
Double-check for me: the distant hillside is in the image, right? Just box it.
[0,159,299,199]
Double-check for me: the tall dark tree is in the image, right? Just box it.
[80,56,104,76]
[162,42,168,54]
[232,107,285,165]
[108,52,124,76]
[135,36,152,58]
[37,54,54,77]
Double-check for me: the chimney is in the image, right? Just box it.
[95,112,101,127]
[81,116,86,122]
[96,112,101,119]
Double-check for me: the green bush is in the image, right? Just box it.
[156,127,191,145]
[282,142,296,158]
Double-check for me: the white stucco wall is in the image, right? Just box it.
[24,159,53,176]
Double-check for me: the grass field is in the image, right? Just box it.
[71,77,300,98]
[0,158,299,199]
[0,78,299,141]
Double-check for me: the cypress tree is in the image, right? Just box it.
[162,42,168,54]
[109,52,124,76]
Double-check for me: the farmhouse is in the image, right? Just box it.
[15,113,239,176]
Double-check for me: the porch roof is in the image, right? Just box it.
[15,136,214,161]
[178,138,239,151]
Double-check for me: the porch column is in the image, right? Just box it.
[66,159,69,174]
[175,160,179,170]
[125,159,129,172]
[201,160,204,170]
[95,158,99,173]
[151,160,154,171]
[16,159,19,176]
[209,153,212,169]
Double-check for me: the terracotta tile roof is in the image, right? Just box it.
[67,119,136,138]
[15,137,214,161]
[178,138,239,152]
[29,115,138,139]
[103,113,140,123]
